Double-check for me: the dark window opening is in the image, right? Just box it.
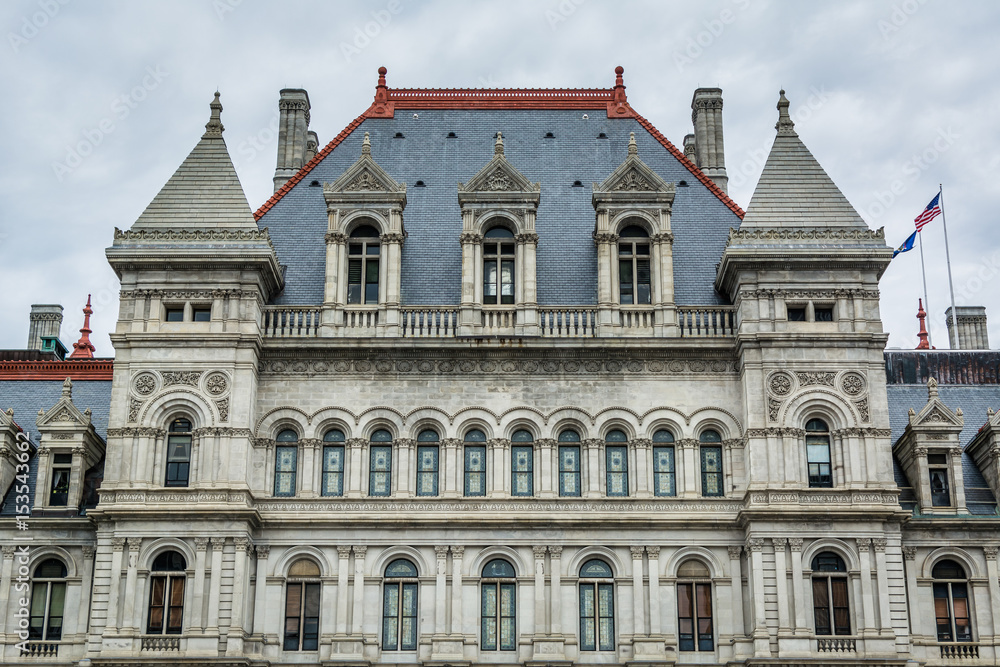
[572,180,583,187]
[394,132,404,138]
[483,226,515,305]
[618,225,651,305]
[678,180,688,187]
[348,225,380,305]
[309,180,320,187]
[806,418,833,488]
[447,132,456,138]
[787,307,807,322]
[930,468,951,506]
[598,132,607,138]
[165,417,192,488]
[815,307,834,322]
[192,308,211,322]
[544,132,554,138]
[164,308,184,322]
[414,180,425,187]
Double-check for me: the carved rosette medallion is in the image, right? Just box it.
[204,372,230,397]
[840,372,866,397]
[132,372,158,397]
[768,371,793,397]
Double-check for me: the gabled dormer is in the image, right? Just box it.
[966,407,1000,502]
[33,378,105,515]
[893,378,968,514]
[0,408,25,503]
[322,132,407,334]
[457,132,541,335]
[592,133,677,334]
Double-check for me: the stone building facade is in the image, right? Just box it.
[0,67,998,667]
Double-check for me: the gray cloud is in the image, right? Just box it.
[1,0,996,353]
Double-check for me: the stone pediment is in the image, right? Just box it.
[458,133,540,204]
[907,379,964,429]
[593,133,675,206]
[36,378,92,429]
[325,132,406,200]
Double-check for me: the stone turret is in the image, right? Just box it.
[273,88,313,192]
[689,88,728,194]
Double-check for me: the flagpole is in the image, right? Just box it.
[917,232,932,347]
[939,184,959,349]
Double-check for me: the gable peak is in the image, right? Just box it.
[203,91,224,138]
[776,89,795,135]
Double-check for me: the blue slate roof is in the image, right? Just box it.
[258,109,743,307]
[887,384,999,515]
[0,379,111,516]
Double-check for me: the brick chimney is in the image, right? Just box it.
[945,306,989,350]
[27,304,63,351]
[690,88,728,194]
[273,89,312,192]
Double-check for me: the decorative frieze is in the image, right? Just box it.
[254,498,745,513]
[726,226,885,245]
[796,371,836,387]
[162,371,202,387]
[113,226,274,248]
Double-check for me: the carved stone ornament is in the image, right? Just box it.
[854,397,870,423]
[345,170,387,192]
[128,398,144,423]
[768,372,793,397]
[902,546,916,560]
[768,397,783,422]
[205,372,229,396]
[796,372,836,387]
[132,372,158,396]
[215,398,230,422]
[840,372,866,396]
[612,168,653,191]
[727,545,742,559]
[484,167,513,191]
[162,371,202,387]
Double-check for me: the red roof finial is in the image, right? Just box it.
[68,294,96,360]
[916,298,932,350]
[608,65,629,116]
[370,66,393,117]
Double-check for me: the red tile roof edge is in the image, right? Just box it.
[632,113,745,219]
[0,359,115,381]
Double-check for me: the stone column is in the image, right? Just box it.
[984,547,1000,638]
[634,439,651,497]
[533,546,547,634]
[0,546,15,634]
[549,546,563,635]
[228,537,251,651]
[336,546,351,635]
[459,232,482,334]
[648,546,662,636]
[872,538,892,633]
[901,547,922,638]
[788,538,807,634]
[857,539,876,634]
[628,546,644,636]
[443,439,460,498]
[450,547,464,636]
[252,545,270,636]
[585,438,601,497]
[746,538,768,654]
[728,546,745,637]
[594,230,617,332]
[207,537,224,633]
[323,232,344,311]
[489,439,505,497]
[120,538,141,633]
[105,537,126,633]
[79,545,96,637]
[351,546,366,635]
[518,232,540,335]
[680,440,698,497]
[300,439,317,497]
[193,537,209,631]
[347,439,364,498]
[773,538,790,632]
[539,439,555,498]
[435,546,449,634]
[397,438,414,498]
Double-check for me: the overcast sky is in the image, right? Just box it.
[1,0,997,355]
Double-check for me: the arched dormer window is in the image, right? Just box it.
[322,428,346,496]
[165,417,192,488]
[699,430,723,497]
[605,429,629,496]
[347,224,381,305]
[483,226,515,305]
[284,559,321,651]
[29,558,67,640]
[274,429,299,497]
[147,551,186,635]
[933,559,972,642]
[558,429,582,497]
[618,225,651,305]
[416,429,440,497]
[811,552,850,636]
[481,559,517,651]
[383,558,419,650]
[806,419,833,488]
[369,429,394,496]
[579,559,615,651]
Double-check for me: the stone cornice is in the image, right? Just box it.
[112,226,275,248]
[726,227,886,246]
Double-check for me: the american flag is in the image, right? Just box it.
[914,193,942,232]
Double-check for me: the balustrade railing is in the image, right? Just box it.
[343,307,379,333]
[24,642,59,657]
[262,306,321,337]
[619,307,654,331]
[402,307,458,337]
[539,308,598,337]
[482,307,517,334]
[141,636,181,651]
[817,637,856,653]
[677,306,736,337]
[939,643,979,659]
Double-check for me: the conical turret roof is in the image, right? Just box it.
[132,93,257,229]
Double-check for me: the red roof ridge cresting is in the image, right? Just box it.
[0,359,115,381]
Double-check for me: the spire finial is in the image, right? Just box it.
[916,298,931,350]
[627,132,638,156]
[68,294,96,360]
[927,377,939,400]
[362,132,372,156]
[775,89,795,135]
[62,377,73,399]
[203,91,224,137]
[495,131,504,155]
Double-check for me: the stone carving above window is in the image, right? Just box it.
[611,168,654,192]
[344,170,388,192]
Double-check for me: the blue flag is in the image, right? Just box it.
[893,230,917,258]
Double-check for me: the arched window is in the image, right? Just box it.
[511,429,534,497]
[147,551,186,635]
[811,552,850,636]
[933,559,972,642]
[558,429,582,497]
[383,559,418,651]
[481,559,516,651]
[417,429,440,497]
[483,226,515,305]
[605,430,629,496]
[806,419,832,488]
[618,225,651,305]
[165,417,192,487]
[699,430,723,497]
[284,559,321,651]
[274,429,299,497]
[322,428,345,496]
[348,224,381,304]
[29,558,66,640]
[369,429,394,496]
[579,559,614,651]
[464,429,487,496]
[652,429,676,496]
[677,559,713,651]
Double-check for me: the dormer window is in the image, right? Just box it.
[928,454,951,506]
[618,225,651,305]
[49,453,71,506]
[347,225,381,305]
[483,226,515,305]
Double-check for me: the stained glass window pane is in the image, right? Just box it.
[465,446,486,496]
[370,445,392,496]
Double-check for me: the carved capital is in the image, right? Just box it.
[593,232,619,245]
[772,537,788,549]
[788,538,803,552]
[516,232,539,246]
[234,537,252,553]
[728,545,742,560]
[857,539,871,553]
[338,546,352,559]
[347,438,366,450]
[82,545,96,559]
[325,232,347,244]
[194,537,209,551]
[548,546,563,558]
[646,546,660,558]
[745,538,764,553]
[450,546,464,558]
[678,438,699,449]
[435,546,450,559]
[352,545,367,558]
[983,546,998,561]
[533,546,548,559]
[1,545,15,558]
[872,537,887,552]
[902,546,916,560]
[381,232,405,244]
[111,537,127,551]
[632,438,652,450]
[488,438,510,450]
[396,438,416,450]
[631,546,645,559]
[459,232,483,245]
